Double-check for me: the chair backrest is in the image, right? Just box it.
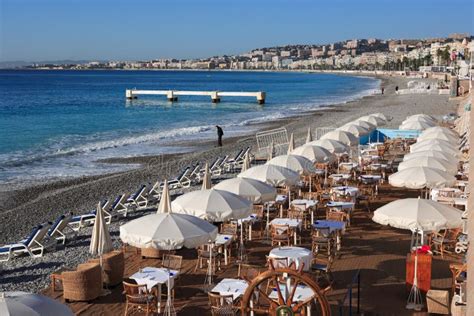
[237,263,261,281]
[313,226,331,238]
[130,185,146,200]
[178,167,191,181]
[123,278,150,300]
[267,257,289,269]
[48,215,65,237]
[271,224,290,236]
[218,155,229,167]
[112,194,128,210]
[162,254,183,272]
[326,211,345,222]
[22,225,43,246]
[232,149,244,161]
[48,214,72,237]
[208,292,234,307]
[291,203,306,212]
[101,199,109,210]
[220,223,238,236]
[190,164,201,176]
[27,223,50,247]
[238,147,250,161]
[253,204,264,218]
[211,306,236,316]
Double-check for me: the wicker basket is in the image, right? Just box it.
[426,289,450,315]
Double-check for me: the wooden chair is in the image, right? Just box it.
[270,224,291,247]
[431,228,462,258]
[123,278,158,316]
[237,263,261,281]
[208,292,236,314]
[310,253,335,286]
[311,227,334,256]
[288,204,307,228]
[220,222,238,240]
[162,254,183,298]
[326,210,346,223]
[195,244,222,272]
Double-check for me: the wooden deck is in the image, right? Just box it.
[41,183,461,315]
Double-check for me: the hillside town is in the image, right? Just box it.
[27,33,473,76]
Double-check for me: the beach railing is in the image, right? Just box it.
[256,127,288,152]
[338,269,361,316]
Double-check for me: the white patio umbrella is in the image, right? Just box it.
[214,177,277,204]
[238,164,300,187]
[201,163,212,190]
[157,180,172,213]
[371,112,389,121]
[306,127,313,143]
[308,139,349,154]
[337,123,370,137]
[388,167,456,189]
[351,119,376,131]
[241,151,250,172]
[291,145,334,163]
[373,198,463,234]
[358,115,386,126]
[0,292,74,316]
[397,157,458,174]
[320,130,359,146]
[171,189,252,222]
[267,154,316,175]
[421,126,458,138]
[287,133,295,154]
[410,143,461,157]
[89,202,113,257]
[403,150,459,165]
[417,131,459,143]
[399,120,434,131]
[410,139,457,152]
[404,114,437,124]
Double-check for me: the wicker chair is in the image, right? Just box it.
[90,250,124,287]
[62,262,102,302]
[123,278,158,316]
[270,224,291,247]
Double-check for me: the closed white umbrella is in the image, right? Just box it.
[358,115,386,126]
[373,198,463,233]
[410,139,457,152]
[268,141,274,161]
[0,292,73,316]
[403,150,459,165]
[238,164,300,187]
[89,202,113,257]
[308,139,349,154]
[201,163,212,190]
[287,133,295,154]
[417,131,459,143]
[214,177,277,203]
[267,154,316,175]
[398,157,458,174]
[171,189,252,222]
[120,212,217,250]
[291,145,334,163]
[389,167,456,189]
[320,130,358,146]
[337,123,370,137]
[241,151,250,172]
[351,119,376,131]
[157,179,172,213]
[306,127,313,143]
[399,120,434,131]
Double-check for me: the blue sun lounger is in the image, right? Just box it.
[0,223,51,261]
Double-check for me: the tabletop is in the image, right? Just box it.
[332,186,359,197]
[269,246,312,271]
[326,201,355,210]
[215,234,233,246]
[313,220,346,233]
[291,199,318,209]
[329,173,352,179]
[235,213,258,224]
[130,267,178,290]
[270,218,302,228]
[212,278,248,300]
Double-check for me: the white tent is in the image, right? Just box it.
[337,123,370,137]
[214,177,277,203]
[171,189,252,222]
[403,114,437,124]
[403,150,459,165]
[388,167,456,189]
[267,154,316,175]
[0,292,73,316]
[320,130,358,146]
[397,157,458,174]
[291,145,334,163]
[373,198,463,233]
[371,112,389,121]
[308,139,349,154]
[238,164,300,187]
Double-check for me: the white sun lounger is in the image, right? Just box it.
[166,167,192,190]
[189,164,201,184]
[48,214,74,245]
[125,185,149,210]
[109,194,130,218]
[68,200,110,231]
[0,223,51,261]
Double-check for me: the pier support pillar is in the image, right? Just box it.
[211,91,220,103]
[125,89,137,99]
[257,92,266,105]
[167,90,178,102]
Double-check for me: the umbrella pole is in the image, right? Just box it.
[406,230,423,310]
[309,175,312,193]
[163,266,176,316]
[204,242,214,292]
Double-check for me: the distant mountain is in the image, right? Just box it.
[0,60,105,69]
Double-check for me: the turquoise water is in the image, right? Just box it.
[0,70,379,186]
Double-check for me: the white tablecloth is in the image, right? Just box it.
[329,173,351,180]
[270,218,302,229]
[326,201,354,210]
[212,278,248,301]
[235,213,258,225]
[291,199,317,209]
[215,234,233,246]
[269,246,312,271]
[130,267,178,290]
[268,284,315,302]
[332,186,359,197]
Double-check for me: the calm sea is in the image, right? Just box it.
[0,70,379,187]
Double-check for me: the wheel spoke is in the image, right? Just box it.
[273,275,285,305]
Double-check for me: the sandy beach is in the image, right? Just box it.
[0,74,459,293]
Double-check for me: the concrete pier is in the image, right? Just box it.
[125,89,266,104]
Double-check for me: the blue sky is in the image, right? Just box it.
[1,0,473,62]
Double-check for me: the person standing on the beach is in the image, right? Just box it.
[216,125,224,147]
[381,86,384,94]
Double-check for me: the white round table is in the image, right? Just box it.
[332,186,359,197]
[269,246,312,271]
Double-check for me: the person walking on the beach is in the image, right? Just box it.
[216,125,224,147]
[381,86,384,94]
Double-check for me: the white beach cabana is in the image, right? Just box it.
[238,164,300,187]
[388,167,456,189]
[397,157,458,174]
[308,139,349,155]
[291,145,334,163]
[267,154,316,175]
[0,292,74,316]
[213,177,277,204]
[337,123,370,137]
[171,189,252,222]
[320,130,359,146]
[403,114,437,124]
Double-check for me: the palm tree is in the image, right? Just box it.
[436,48,442,65]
